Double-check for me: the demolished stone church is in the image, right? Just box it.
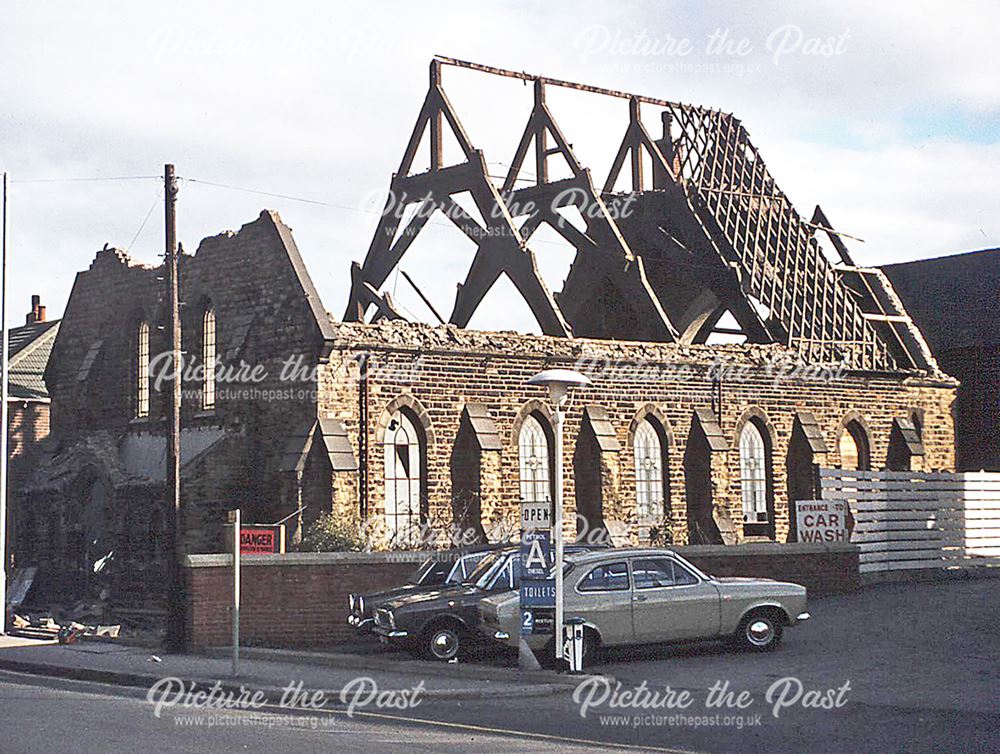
[14,60,957,603]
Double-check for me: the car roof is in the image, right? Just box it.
[565,547,679,566]
[424,543,512,561]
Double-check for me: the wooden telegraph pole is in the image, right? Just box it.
[0,173,9,634]
[163,164,185,650]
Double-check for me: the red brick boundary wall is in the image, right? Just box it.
[184,543,858,649]
[678,542,860,597]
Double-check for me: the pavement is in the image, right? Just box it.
[0,634,577,704]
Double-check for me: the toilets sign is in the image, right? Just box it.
[796,500,848,543]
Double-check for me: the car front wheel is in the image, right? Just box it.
[735,612,784,652]
[420,624,463,662]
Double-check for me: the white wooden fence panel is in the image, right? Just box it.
[809,469,1000,574]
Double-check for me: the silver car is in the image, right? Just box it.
[480,548,809,662]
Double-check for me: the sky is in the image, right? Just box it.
[1,0,997,332]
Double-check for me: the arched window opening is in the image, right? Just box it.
[839,420,870,471]
[739,422,768,524]
[383,409,423,544]
[136,321,149,418]
[786,425,816,543]
[684,422,720,545]
[518,414,550,505]
[634,419,667,521]
[202,307,216,410]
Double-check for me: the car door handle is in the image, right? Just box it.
[633,595,647,602]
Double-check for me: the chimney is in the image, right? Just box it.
[26,295,46,324]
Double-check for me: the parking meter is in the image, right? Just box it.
[563,617,586,673]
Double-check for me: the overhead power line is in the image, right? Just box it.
[10,175,160,184]
[126,185,164,251]
[180,177,368,212]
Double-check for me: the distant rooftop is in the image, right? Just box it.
[7,295,60,401]
[881,247,1000,352]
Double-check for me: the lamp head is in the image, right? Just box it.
[526,369,592,406]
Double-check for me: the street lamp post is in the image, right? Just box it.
[526,368,591,666]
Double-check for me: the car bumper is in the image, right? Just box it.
[347,615,374,631]
[373,626,410,641]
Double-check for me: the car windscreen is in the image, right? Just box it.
[446,551,490,584]
[463,550,507,586]
[407,558,451,585]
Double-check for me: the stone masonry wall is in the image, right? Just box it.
[315,321,957,547]
[24,211,334,594]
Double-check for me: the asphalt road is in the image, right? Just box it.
[1,578,997,753]
[0,672,612,754]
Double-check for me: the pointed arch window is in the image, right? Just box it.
[634,419,666,520]
[518,414,550,504]
[136,320,149,418]
[839,419,871,471]
[739,422,768,523]
[383,409,423,543]
[202,307,216,410]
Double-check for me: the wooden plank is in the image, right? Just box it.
[858,547,966,563]
[861,558,1000,573]
[860,551,964,564]
[824,491,970,502]
[821,479,978,490]
[856,538,964,551]
[819,469,966,481]
[852,509,966,521]
[851,525,965,539]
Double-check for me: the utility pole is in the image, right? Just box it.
[0,173,9,634]
[163,164,185,650]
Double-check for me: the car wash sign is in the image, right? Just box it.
[520,502,555,635]
[796,500,848,543]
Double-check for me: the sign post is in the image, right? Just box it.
[228,509,240,677]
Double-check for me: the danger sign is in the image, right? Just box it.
[796,500,848,543]
[239,526,284,555]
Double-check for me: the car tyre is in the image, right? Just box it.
[735,611,784,652]
[420,623,463,662]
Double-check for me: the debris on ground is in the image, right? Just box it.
[57,622,86,645]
